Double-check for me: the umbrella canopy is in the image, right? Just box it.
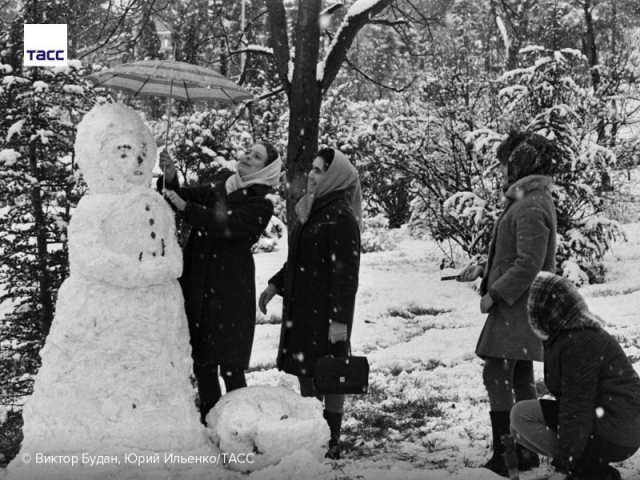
[87,60,253,105]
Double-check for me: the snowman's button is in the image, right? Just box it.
[149,219,155,225]
[145,205,150,211]
[152,252,157,257]
[151,232,156,239]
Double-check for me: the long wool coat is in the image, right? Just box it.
[269,190,361,378]
[163,177,273,368]
[476,175,556,361]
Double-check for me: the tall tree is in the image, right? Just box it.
[265,0,395,224]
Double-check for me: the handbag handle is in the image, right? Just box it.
[327,339,352,358]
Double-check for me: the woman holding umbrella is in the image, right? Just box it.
[160,143,281,425]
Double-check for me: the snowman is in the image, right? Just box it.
[7,103,214,480]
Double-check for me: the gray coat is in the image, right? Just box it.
[476,175,557,361]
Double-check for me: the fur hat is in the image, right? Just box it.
[497,131,556,188]
[528,271,604,340]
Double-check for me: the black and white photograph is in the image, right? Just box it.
[1,0,640,479]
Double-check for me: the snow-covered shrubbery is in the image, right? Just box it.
[0,57,100,421]
[361,214,398,253]
[251,193,287,253]
[406,48,628,281]
[319,93,415,229]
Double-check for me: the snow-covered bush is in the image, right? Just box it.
[492,47,626,280]
[319,93,416,229]
[409,47,626,279]
[361,214,398,253]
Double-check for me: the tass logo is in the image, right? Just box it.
[24,24,68,67]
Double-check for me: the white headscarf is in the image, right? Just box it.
[295,149,362,231]
[225,156,282,195]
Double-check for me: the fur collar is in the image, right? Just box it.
[504,174,553,200]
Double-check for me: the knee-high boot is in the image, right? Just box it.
[323,410,343,460]
[483,411,511,476]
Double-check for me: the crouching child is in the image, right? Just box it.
[511,272,640,480]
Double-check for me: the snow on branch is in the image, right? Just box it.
[320,0,393,91]
[496,16,510,52]
[230,45,275,56]
[320,2,344,16]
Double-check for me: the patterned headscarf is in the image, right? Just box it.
[528,272,604,340]
[498,131,556,190]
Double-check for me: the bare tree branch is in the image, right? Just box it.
[265,0,291,94]
[232,10,269,51]
[321,0,394,93]
[369,18,409,27]
[345,57,417,93]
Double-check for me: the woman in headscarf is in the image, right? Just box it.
[159,142,281,425]
[457,131,558,475]
[259,147,362,460]
[511,272,640,480]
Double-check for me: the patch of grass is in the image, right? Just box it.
[420,435,444,452]
[341,379,450,460]
[589,285,640,297]
[387,304,451,319]
[256,313,282,325]
[246,363,276,373]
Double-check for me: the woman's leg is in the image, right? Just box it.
[220,364,247,393]
[510,399,558,457]
[483,357,516,411]
[192,362,222,425]
[482,357,516,474]
[513,360,537,402]
[324,394,346,459]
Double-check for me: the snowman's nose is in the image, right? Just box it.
[137,156,144,165]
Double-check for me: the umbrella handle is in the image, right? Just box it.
[163,83,174,191]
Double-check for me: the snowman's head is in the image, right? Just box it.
[75,103,157,194]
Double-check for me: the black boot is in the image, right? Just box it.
[517,444,540,471]
[483,411,511,476]
[323,410,343,460]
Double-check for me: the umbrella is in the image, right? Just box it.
[87,59,253,185]
[87,60,253,105]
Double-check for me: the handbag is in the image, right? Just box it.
[313,342,369,395]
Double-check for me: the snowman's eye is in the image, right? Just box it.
[121,154,127,158]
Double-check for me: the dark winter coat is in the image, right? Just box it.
[269,190,360,377]
[527,272,640,473]
[476,175,556,361]
[161,176,273,368]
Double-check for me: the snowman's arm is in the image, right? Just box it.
[183,197,273,240]
[69,201,181,287]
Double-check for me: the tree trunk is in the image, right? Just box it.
[582,0,600,89]
[28,142,54,335]
[265,0,393,225]
[283,0,322,226]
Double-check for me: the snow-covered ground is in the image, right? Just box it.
[247,222,640,479]
[2,223,640,479]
